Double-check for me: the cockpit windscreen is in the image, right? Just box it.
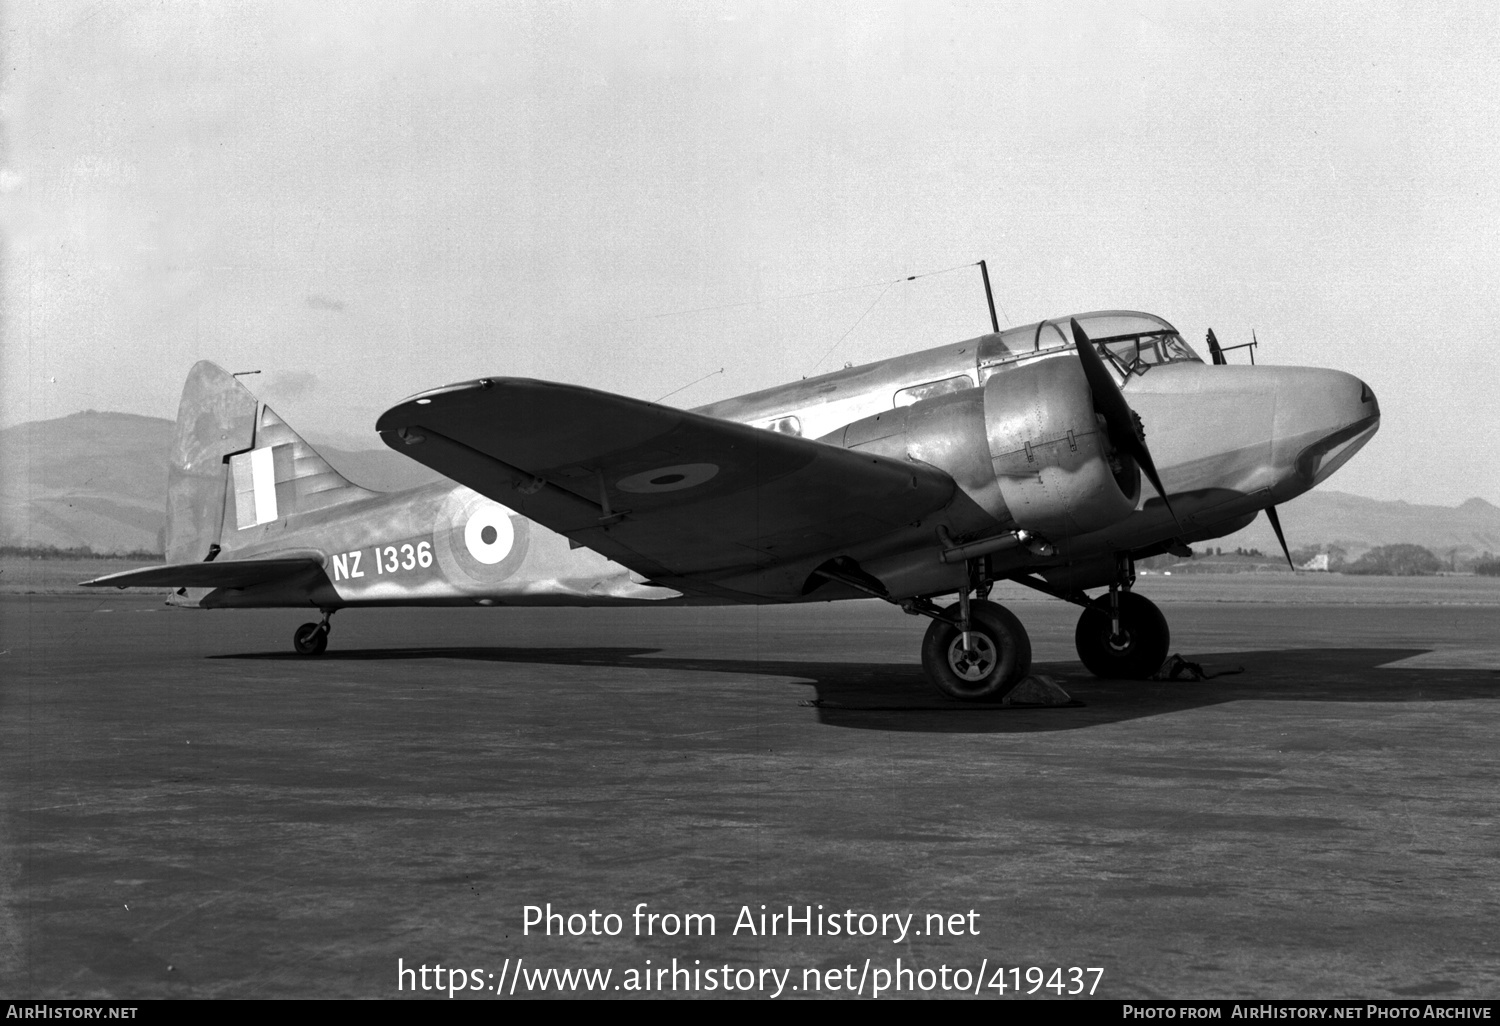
[977,311,1202,382]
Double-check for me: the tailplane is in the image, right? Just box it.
[165,362,378,563]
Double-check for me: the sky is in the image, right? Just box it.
[4,1,1499,505]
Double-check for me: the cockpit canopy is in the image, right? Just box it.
[978,311,1201,384]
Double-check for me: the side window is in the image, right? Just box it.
[894,375,974,408]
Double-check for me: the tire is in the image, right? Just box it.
[921,600,1033,702]
[1074,592,1169,679]
[293,622,328,657]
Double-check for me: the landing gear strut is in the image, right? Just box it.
[817,554,1033,701]
[293,609,335,657]
[1073,556,1169,679]
[909,558,1032,701]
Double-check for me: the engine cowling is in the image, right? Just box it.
[821,356,1141,538]
[982,355,1141,536]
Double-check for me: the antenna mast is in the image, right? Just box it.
[978,260,1000,334]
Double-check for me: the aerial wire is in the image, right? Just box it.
[629,260,983,401]
[807,280,896,375]
[579,260,999,403]
[804,259,1002,375]
[650,367,724,405]
[607,261,978,328]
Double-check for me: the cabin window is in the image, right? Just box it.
[893,374,974,408]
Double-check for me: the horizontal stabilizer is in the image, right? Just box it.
[81,557,322,590]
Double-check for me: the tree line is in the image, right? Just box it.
[0,545,165,561]
[1147,543,1500,576]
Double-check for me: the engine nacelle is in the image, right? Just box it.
[822,357,1140,538]
[982,356,1141,536]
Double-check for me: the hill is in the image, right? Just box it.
[1205,492,1500,567]
[0,412,172,554]
[0,411,443,553]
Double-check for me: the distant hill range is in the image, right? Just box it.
[0,411,442,554]
[3,409,1498,563]
[1207,493,1500,567]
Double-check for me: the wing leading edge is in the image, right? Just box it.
[376,378,955,593]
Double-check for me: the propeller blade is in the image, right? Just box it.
[1070,319,1182,531]
[1265,504,1295,570]
[1206,327,1226,365]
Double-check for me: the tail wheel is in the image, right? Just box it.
[921,600,1032,702]
[293,622,328,657]
[1074,592,1169,679]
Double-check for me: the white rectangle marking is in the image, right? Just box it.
[231,448,279,529]
[250,446,277,525]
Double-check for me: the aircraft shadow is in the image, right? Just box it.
[213,645,1500,734]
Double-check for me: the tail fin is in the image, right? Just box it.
[165,362,378,563]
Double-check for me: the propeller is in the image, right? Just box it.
[1200,321,1284,564]
[1070,319,1182,533]
[1209,327,1259,365]
[1206,328,1226,365]
[1264,504,1295,571]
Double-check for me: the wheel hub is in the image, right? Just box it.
[947,634,997,681]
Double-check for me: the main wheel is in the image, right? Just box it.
[1074,592,1169,679]
[293,622,328,657]
[921,600,1033,701]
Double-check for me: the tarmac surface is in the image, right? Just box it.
[3,580,1500,1000]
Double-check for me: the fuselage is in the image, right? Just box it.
[189,311,1378,609]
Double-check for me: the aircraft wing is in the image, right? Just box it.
[377,378,955,591]
[81,557,322,589]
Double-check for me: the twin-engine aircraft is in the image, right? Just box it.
[87,311,1379,701]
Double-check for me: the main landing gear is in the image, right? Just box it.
[293,609,335,657]
[899,553,1171,699]
[904,562,1033,702]
[1071,556,1170,680]
[1075,592,1169,679]
[919,600,1032,701]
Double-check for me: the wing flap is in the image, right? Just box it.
[81,557,321,590]
[378,378,955,582]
